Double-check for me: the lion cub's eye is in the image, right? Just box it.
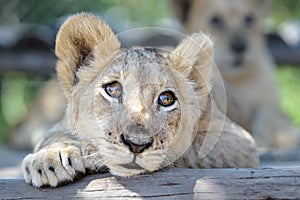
[158,91,176,107]
[104,81,122,98]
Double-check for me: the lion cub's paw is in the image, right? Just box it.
[22,145,85,187]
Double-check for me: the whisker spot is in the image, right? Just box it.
[49,166,55,172]
[68,157,72,166]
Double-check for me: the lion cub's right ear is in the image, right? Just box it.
[55,13,120,97]
[170,32,213,91]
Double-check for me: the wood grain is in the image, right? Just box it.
[1,167,300,199]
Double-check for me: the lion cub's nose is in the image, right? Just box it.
[121,134,153,154]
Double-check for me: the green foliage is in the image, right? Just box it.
[1,0,300,26]
[270,0,300,25]
[0,103,9,142]
[275,67,300,125]
[0,74,42,143]
[0,0,170,26]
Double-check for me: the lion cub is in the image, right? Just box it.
[22,13,258,187]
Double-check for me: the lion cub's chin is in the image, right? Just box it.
[108,164,150,177]
[108,158,164,177]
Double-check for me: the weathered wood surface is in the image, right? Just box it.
[1,167,300,200]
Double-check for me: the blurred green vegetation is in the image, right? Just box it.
[0,0,300,144]
[269,0,300,26]
[0,0,170,26]
[276,67,300,126]
[0,74,46,142]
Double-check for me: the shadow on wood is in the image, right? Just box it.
[1,168,299,199]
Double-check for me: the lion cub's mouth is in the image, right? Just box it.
[119,162,144,170]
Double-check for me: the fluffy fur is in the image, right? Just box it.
[171,0,300,147]
[22,13,258,187]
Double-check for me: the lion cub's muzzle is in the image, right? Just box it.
[120,134,153,154]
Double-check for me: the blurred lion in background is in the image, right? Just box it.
[171,0,300,148]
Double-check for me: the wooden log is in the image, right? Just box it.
[0,167,299,199]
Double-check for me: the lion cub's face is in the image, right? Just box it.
[55,14,213,176]
[90,48,188,176]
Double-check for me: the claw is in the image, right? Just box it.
[21,145,85,187]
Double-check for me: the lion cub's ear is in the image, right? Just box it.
[55,13,120,97]
[170,32,213,90]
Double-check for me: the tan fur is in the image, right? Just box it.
[22,13,258,188]
[55,13,121,97]
[171,0,300,148]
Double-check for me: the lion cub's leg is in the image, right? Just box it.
[200,117,259,168]
[22,132,94,187]
[176,107,259,168]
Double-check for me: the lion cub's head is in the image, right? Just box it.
[55,13,213,176]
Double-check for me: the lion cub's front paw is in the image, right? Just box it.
[22,145,85,187]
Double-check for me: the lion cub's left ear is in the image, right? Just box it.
[55,13,120,97]
[170,32,214,90]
